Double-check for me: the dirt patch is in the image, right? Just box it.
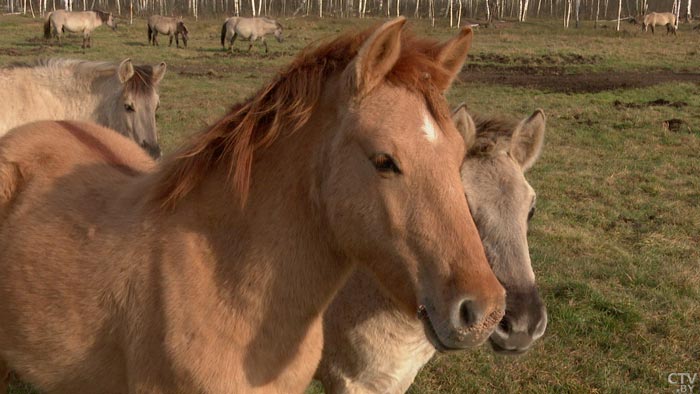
[470,52,602,66]
[459,69,700,93]
[613,98,688,109]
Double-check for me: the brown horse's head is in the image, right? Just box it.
[316,19,505,350]
[273,21,283,42]
[112,59,167,159]
[177,21,189,47]
[152,18,505,351]
[453,105,548,355]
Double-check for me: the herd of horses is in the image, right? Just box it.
[4,5,684,391]
[0,16,552,394]
[41,9,283,51]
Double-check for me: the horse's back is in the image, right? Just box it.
[0,120,151,393]
[149,15,172,29]
[0,120,153,182]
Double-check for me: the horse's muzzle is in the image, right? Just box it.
[141,142,162,160]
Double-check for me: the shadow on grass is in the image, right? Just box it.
[124,41,148,47]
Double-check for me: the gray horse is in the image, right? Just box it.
[220,16,283,53]
[43,10,115,48]
[148,15,189,48]
[0,59,166,159]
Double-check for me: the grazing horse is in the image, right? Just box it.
[0,19,505,394]
[220,16,283,53]
[43,9,115,48]
[316,105,548,394]
[0,58,165,159]
[642,12,678,34]
[147,15,189,48]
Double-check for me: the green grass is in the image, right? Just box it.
[1,13,699,394]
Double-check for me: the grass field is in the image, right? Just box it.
[1,12,699,394]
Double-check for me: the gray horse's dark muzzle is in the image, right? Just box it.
[141,142,162,160]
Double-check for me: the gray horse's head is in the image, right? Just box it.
[177,21,189,47]
[96,10,116,30]
[273,22,283,43]
[453,105,548,356]
[111,59,167,159]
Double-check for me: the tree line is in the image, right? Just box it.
[3,0,693,30]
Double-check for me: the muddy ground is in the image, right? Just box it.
[459,66,700,93]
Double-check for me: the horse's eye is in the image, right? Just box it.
[527,206,536,222]
[125,104,135,112]
[371,153,401,175]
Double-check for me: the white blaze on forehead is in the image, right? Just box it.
[421,112,439,142]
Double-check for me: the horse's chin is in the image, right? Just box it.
[488,337,530,356]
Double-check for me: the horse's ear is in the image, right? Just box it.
[153,62,167,85]
[510,109,546,172]
[117,59,134,83]
[346,17,406,98]
[451,103,476,150]
[432,27,473,91]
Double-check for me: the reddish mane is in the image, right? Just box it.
[151,24,454,210]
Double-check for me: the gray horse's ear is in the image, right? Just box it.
[346,17,406,97]
[117,59,134,83]
[153,62,167,85]
[510,109,546,172]
[433,27,473,91]
[451,103,476,150]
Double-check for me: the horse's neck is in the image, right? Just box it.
[149,117,355,386]
[33,67,106,120]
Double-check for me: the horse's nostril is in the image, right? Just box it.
[498,317,511,334]
[459,299,483,328]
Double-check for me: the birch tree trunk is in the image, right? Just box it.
[615,0,622,30]
[457,0,462,26]
[449,0,453,27]
[251,0,256,16]
[594,0,600,27]
[686,0,691,22]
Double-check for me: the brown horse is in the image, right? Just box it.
[148,15,189,48]
[0,19,504,394]
[316,105,548,394]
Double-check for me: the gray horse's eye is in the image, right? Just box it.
[124,103,135,112]
[527,206,536,222]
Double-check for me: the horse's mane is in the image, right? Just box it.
[93,9,111,22]
[151,24,453,210]
[468,115,519,157]
[8,59,156,96]
[261,17,281,28]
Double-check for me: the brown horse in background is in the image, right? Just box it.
[148,15,189,48]
[316,106,548,394]
[0,19,504,394]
